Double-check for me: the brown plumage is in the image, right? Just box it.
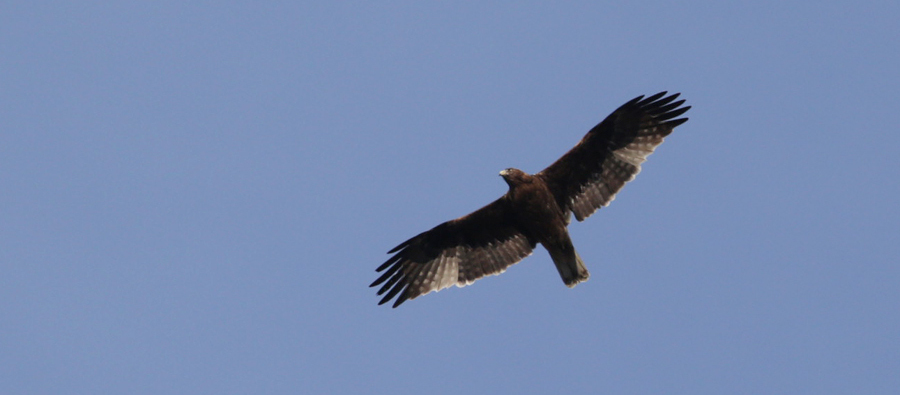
[371,92,690,307]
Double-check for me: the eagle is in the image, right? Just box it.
[371,92,690,307]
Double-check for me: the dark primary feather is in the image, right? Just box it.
[537,92,690,221]
[370,198,537,308]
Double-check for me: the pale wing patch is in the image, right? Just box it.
[406,233,535,301]
[569,133,668,221]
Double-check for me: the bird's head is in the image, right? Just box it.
[499,168,530,187]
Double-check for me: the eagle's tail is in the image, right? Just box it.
[548,246,590,288]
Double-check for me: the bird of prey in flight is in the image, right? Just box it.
[371,92,690,307]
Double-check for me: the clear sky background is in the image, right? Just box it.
[2,2,898,394]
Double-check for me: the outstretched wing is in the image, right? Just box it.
[537,92,690,222]
[371,198,537,308]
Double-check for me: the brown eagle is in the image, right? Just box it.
[371,92,690,307]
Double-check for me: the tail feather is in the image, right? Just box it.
[548,247,590,288]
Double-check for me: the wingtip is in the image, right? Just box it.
[667,117,689,128]
[391,292,410,308]
[666,106,691,120]
[625,94,645,107]
[377,292,394,306]
[637,91,668,106]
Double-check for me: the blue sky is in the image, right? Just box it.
[2,1,898,394]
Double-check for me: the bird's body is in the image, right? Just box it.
[372,92,690,307]
[500,168,589,287]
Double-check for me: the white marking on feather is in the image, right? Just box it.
[438,253,456,291]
